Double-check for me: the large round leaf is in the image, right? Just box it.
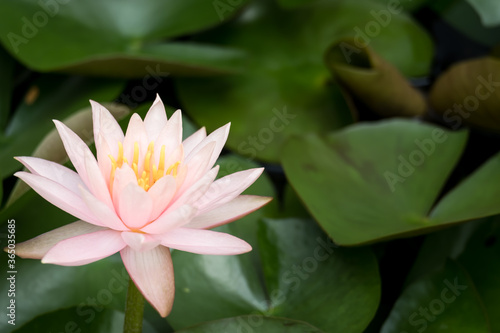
[176,0,433,162]
[177,316,324,333]
[168,217,380,333]
[0,0,247,77]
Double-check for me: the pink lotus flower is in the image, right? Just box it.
[14,95,271,317]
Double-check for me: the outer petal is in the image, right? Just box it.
[169,166,219,211]
[185,123,230,170]
[84,149,113,209]
[91,100,124,158]
[141,204,197,234]
[79,186,127,230]
[15,156,83,194]
[121,246,175,317]
[196,167,265,213]
[185,195,272,229]
[155,110,183,160]
[182,127,206,156]
[53,120,94,189]
[118,183,153,229]
[42,230,126,266]
[14,221,105,259]
[15,171,100,226]
[121,232,161,252]
[143,94,168,141]
[157,228,252,255]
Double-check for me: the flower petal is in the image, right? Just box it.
[112,164,138,208]
[144,94,168,141]
[182,127,206,156]
[83,149,114,209]
[169,165,219,210]
[42,230,126,266]
[121,232,161,252]
[121,246,175,317]
[176,141,215,195]
[15,156,83,194]
[158,228,252,255]
[185,123,230,170]
[79,186,127,230]
[141,204,197,234]
[196,167,265,213]
[91,100,124,158]
[118,183,153,229]
[15,171,100,226]
[155,109,183,159]
[122,113,149,169]
[14,221,105,259]
[53,120,96,188]
[186,195,273,229]
[147,175,177,221]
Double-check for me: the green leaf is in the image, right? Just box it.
[381,260,490,333]
[457,215,500,332]
[282,119,469,245]
[465,0,500,27]
[0,47,14,132]
[0,0,248,77]
[176,0,433,162]
[0,74,124,180]
[176,316,324,333]
[11,307,158,333]
[168,216,380,333]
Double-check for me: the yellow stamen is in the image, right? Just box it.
[108,141,180,193]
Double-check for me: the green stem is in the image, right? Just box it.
[123,278,145,333]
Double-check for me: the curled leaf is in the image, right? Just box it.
[325,39,427,117]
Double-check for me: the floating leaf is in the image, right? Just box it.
[0,0,248,77]
[176,0,433,162]
[465,0,500,27]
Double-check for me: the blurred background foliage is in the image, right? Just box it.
[1,0,500,332]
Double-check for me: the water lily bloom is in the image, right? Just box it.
[14,95,272,317]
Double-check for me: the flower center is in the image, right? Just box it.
[108,141,179,192]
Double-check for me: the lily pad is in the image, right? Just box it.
[176,316,324,333]
[0,0,247,77]
[381,260,490,333]
[176,0,433,162]
[168,217,380,333]
[465,0,500,27]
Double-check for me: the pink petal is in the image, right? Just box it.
[15,221,105,259]
[158,228,252,255]
[83,149,114,209]
[176,141,215,196]
[182,127,206,156]
[42,230,126,266]
[121,246,175,317]
[111,164,138,207]
[155,110,183,159]
[122,114,149,169]
[118,183,153,230]
[144,94,168,141]
[169,166,219,211]
[95,134,113,185]
[141,204,197,234]
[147,175,177,221]
[15,171,101,226]
[185,123,230,170]
[185,195,273,229]
[90,100,124,158]
[121,231,161,252]
[196,168,264,213]
[53,120,95,189]
[15,156,83,194]
[79,186,127,230]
